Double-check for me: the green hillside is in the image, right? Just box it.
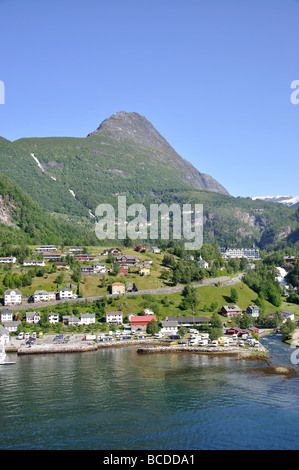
[0,173,97,245]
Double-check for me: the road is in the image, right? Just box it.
[1,273,244,312]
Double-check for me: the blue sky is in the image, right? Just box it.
[0,0,298,198]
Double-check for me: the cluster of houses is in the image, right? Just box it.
[3,286,76,306]
[219,304,295,323]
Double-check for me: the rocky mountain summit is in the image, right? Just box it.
[88,111,229,195]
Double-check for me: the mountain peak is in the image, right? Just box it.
[87,110,229,195]
[88,111,170,149]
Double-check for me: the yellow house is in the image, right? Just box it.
[110,282,125,295]
[139,265,150,276]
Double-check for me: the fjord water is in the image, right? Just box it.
[0,336,298,450]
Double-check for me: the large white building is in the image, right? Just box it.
[220,246,260,260]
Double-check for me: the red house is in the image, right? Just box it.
[134,244,146,252]
[130,314,157,331]
[120,266,129,275]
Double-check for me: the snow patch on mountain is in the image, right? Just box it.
[252,195,299,207]
[31,153,45,172]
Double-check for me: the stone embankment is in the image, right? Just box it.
[137,344,270,360]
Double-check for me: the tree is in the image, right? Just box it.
[210,311,223,329]
[209,328,223,341]
[230,287,238,303]
[146,319,159,335]
[281,318,296,341]
[239,312,252,329]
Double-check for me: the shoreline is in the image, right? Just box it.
[5,336,297,377]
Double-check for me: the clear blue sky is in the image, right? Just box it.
[0,0,298,198]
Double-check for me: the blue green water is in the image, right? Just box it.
[0,335,298,450]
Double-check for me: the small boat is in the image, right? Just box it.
[0,345,15,365]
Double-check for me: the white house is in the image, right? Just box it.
[0,325,10,345]
[1,310,13,323]
[0,256,16,264]
[79,314,96,325]
[48,312,59,324]
[23,260,45,267]
[3,321,21,333]
[105,311,123,325]
[246,305,260,317]
[59,287,73,300]
[25,311,41,324]
[161,320,178,335]
[150,246,160,254]
[33,290,56,303]
[35,245,57,253]
[4,289,22,306]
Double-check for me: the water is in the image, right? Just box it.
[0,336,298,450]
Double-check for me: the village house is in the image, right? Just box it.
[130,314,157,332]
[220,305,242,317]
[138,264,150,276]
[115,255,139,265]
[23,259,45,267]
[102,248,122,256]
[3,320,21,333]
[74,254,95,261]
[33,290,56,303]
[149,246,161,254]
[226,326,259,336]
[0,256,16,264]
[42,252,62,260]
[268,311,295,323]
[1,310,13,323]
[246,263,256,270]
[25,311,41,324]
[81,264,108,275]
[106,311,123,324]
[62,315,78,326]
[58,287,73,300]
[110,282,125,295]
[0,325,10,345]
[4,289,22,306]
[133,244,146,252]
[54,262,70,270]
[161,320,179,335]
[48,312,59,324]
[68,247,84,253]
[79,313,96,325]
[119,266,129,275]
[125,282,138,292]
[35,245,58,253]
[246,305,260,317]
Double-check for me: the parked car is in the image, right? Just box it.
[211,340,218,346]
[199,340,208,346]
[17,332,24,340]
